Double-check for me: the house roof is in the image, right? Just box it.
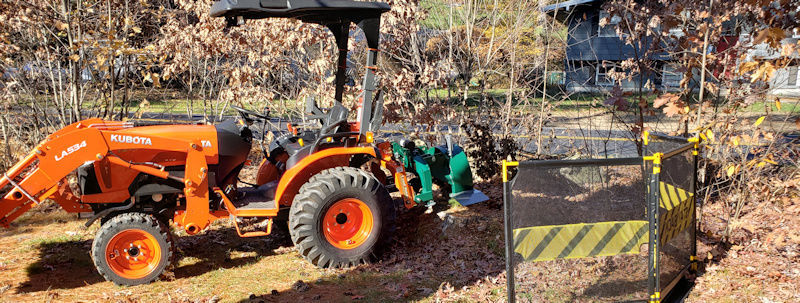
[541,0,600,12]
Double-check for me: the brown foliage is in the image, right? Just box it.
[460,121,517,181]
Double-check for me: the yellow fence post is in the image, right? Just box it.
[645,153,662,302]
[502,160,518,303]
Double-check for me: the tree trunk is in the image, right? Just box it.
[696,0,715,129]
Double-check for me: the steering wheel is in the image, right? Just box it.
[231,105,269,121]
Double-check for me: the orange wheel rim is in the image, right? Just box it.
[104,229,162,279]
[322,198,374,250]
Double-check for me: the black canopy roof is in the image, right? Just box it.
[210,0,391,24]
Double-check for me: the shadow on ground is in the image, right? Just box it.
[171,223,293,279]
[17,221,294,293]
[17,238,103,292]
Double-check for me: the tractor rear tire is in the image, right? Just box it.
[289,167,396,268]
[91,212,173,286]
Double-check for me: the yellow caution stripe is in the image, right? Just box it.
[660,195,694,245]
[657,182,694,245]
[659,182,692,211]
[513,220,649,262]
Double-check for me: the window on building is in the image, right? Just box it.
[720,20,739,37]
[662,63,682,88]
[598,11,622,37]
[595,63,616,86]
[788,65,799,87]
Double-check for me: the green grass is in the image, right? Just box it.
[21,85,800,124]
[113,92,800,123]
[420,88,532,108]
[741,100,800,114]
[22,233,83,247]
[79,95,305,118]
[17,232,84,255]
[420,88,608,113]
[35,88,302,118]
[423,88,515,99]
[1,193,510,302]
[127,98,271,116]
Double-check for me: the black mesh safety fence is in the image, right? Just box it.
[502,133,701,303]
[651,137,698,298]
[508,159,649,302]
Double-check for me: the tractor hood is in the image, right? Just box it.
[116,124,219,161]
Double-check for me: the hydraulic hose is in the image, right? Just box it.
[83,198,136,227]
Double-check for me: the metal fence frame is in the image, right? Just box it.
[502,134,701,303]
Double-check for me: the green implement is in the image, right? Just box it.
[391,136,489,206]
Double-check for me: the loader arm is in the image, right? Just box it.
[0,126,109,227]
[0,119,213,232]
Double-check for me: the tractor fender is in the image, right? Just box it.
[256,152,289,185]
[275,146,378,206]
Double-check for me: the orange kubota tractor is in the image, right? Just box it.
[0,0,487,286]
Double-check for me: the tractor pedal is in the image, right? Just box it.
[233,217,272,238]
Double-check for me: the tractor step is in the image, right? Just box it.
[233,186,277,210]
[214,182,279,238]
[229,185,276,236]
[234,200,276,210]
[215,182,279,218]
[232,216,273,237]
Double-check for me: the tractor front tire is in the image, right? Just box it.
[92,212,173,286]
[289,167,396,268]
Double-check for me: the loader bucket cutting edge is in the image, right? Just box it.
[450,189,490,206]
